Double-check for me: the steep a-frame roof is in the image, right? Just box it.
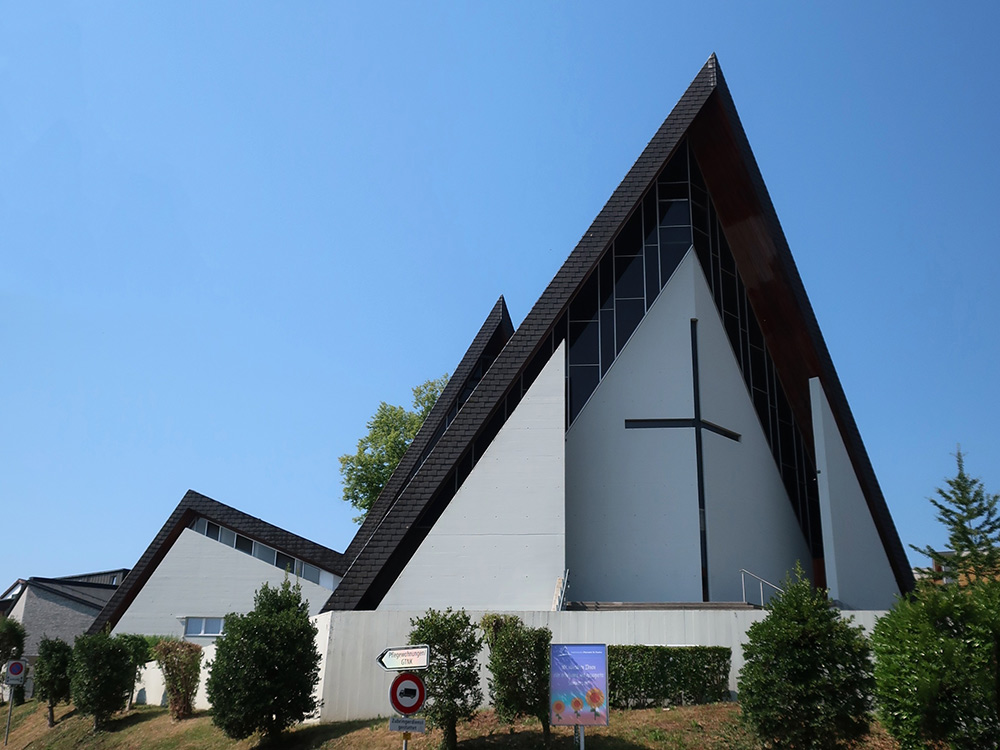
[339,296,514,568]
[89,490,346,634]
[325,55,914,611]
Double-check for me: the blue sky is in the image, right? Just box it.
[3,3,998,590]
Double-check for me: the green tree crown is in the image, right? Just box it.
[339,374,448,523]
[409,607,483,750]
[206,579,320,741]
[738,562,873,750]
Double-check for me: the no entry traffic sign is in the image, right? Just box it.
[3,660,26,686]
[389,672,425,716]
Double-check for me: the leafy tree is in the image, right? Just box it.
[0,618,26,705]
[206,579,320,741]
[339,374,448,523]
[0,618,25,663]
[409,608,483,750]
[481,614,552,747]
[153,640,203,720]
[738,563,874,750]
[115,633,150,710]
[70,632,133,731]
[33,637,73,728]
[872,580,1000,750]
[911,449,1000,583]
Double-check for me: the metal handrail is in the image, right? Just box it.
[553,568,570,611]
[740,568,783,606]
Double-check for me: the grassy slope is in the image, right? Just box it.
[3,701,901,750]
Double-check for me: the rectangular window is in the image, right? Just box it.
[205,522,220,541]
[301,563,321,585]
[184,617,224,637]
[193,518,207,535]
[219,527,236,547]
[275,551,294,573]
[235,535,253,555]
[253,542,277,566]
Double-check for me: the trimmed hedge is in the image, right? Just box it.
[607,645,730,708]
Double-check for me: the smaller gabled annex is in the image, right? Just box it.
[90,490,345,641]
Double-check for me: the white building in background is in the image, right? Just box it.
[89,491,345,641]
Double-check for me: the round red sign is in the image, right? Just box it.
[389,671,425,715]
[8,661,24,676]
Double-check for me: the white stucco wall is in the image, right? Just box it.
[693,259,814,601]
[565,252,701,603]
[810,378,899,610]
[113,529,339,638]
[378,342,566,611]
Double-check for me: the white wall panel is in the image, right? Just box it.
[565,253,702,603]
[811,378,899,609]
[378,343,566,611]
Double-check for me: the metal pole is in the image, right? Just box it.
[402,730,410,750]
[4,693,13,747]
[580,724,585,749]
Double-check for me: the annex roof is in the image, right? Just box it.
[325,54,914,611]
[89,490,346,634]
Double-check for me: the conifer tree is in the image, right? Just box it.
[911,449,1000,583]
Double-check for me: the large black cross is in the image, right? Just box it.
[624,319,740,602]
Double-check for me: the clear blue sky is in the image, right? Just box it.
[3,3,998,590]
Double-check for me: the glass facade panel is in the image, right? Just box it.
[204,618,223,635]
[205,522,220,541]
[184,617,202,636]
[614,254,644,299]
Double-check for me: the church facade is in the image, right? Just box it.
[322,55,913,615]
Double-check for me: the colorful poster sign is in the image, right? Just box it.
[550,644,609,726]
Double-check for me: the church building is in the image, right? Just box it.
[322,54,913,614]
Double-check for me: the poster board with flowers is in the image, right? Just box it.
[549,643,609,726]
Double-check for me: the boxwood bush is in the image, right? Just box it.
[607,645,730,708]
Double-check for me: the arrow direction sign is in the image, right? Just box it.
[377,644,430,671]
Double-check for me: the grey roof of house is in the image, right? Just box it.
[88,490,346,634]
[323,54,914,611]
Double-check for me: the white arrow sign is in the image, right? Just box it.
[377,645,429,671]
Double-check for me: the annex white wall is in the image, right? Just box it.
[378,342,566,611]
[315,608,887,722]
[811,378,899,610]
[113,529,336,638]
[693,261,814,602]
[566,251,700,603]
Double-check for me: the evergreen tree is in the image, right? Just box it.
[911,449,1000,582]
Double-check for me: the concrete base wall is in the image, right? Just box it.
[315,608,886,722]
[129,607,886,723]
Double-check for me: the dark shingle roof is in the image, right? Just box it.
[27,578,119,611]
[339,296,514,569]
[323,54,913,611]
[88,490,346,634]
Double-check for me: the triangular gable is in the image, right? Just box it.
[89,490,346,634]
[326,55,913,611]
